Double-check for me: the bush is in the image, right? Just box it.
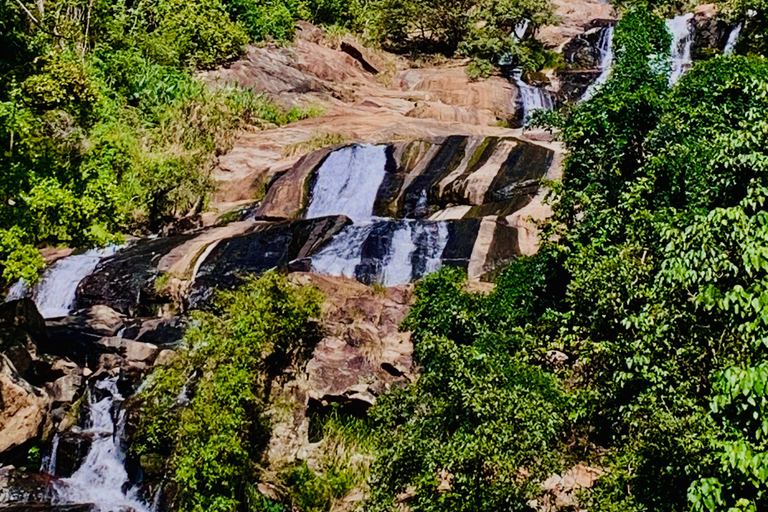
[132,272,323,512]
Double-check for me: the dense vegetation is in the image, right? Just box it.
[132,272,323,512]
[360,4,768,511]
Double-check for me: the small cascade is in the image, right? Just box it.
[6,246,118,318]
[311,219,449,286]
[514,19,530,40]
[512,69,554,124]
[581,25,615,101]
[305,144,388,222]
[52,377,152,512]
[40,433,60,474]
[724,23,742,55]
[667,13,695,86]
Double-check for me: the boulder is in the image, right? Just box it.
[121,317,186,347]
[0,299,47,346]
[47,306,124,337]
[95,338,159,366]
[0,355,50,455]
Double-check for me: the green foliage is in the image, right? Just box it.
[368,266,567,512]
[132,272,323,512]
[529,5,768,510]
[0,0,322,284]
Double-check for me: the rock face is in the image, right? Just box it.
[75,235,196,316]
[265,274,414,467]
[257,136,554,221]
[189,215,353,305]
[0,354,50,454]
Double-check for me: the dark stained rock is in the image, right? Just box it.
[189,216,352,307]
[47,307,124,338]
[75,235,196,316]
[692,15,733,60]
[0,299,47,347]
[121,316,186,348]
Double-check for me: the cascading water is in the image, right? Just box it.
[6,246,118,318]
[514,19,530,40]
[667,13,695,86]
[305,144,388,221]
[311,219,449,286]
[724,23,742,55]
[512,69,554,124]
[581,25,615,101]
[51,377,152,512]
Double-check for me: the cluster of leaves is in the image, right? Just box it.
[131,272,323,512]
[365,260,568,512]
[529,5,768,511]
[375,0,557,75]
[364,6,768,512]
[0,0,329,285]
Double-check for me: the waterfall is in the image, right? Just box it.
[514,19,530,40]
[52,377,152,512]
[305,144,388,222]
[6,246,118,318]
[724,23,742,55]
[311,220,449,286]
[512,69,554,124]
[308,222,377,280]
[667,13,695,86]
[581,25,615,102]
[41,433,60,474]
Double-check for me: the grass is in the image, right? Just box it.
[283,132,350,158]
[277,411,374,512]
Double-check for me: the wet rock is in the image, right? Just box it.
[0,355,50,455]
[0,299,47,346]
[255,148,333,220]
[75,235,196,316]
[47,306,125,340]
[189,216,352,307]
[0,468,58,508]
[692,14,732,59]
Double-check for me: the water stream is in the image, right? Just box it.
[50,377,152,512]
[6,246,118,318]
[724,23,742,55]
[311,219,449,286]
[667,13,695,86]
[305,144,388,221]
[512,69,554,123]
[581,25,615,101]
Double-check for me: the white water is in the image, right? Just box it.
[724,23,742,55]
[53,377,152,512]
[310,222,377,280]
[305,144,388,222]
[514,19,530,40]
[667,13,695,86]
[6,246,118,318]
[581,25,615,101]
[512,69,554,123]
[41,433,60,474]
[311,220,449,286]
